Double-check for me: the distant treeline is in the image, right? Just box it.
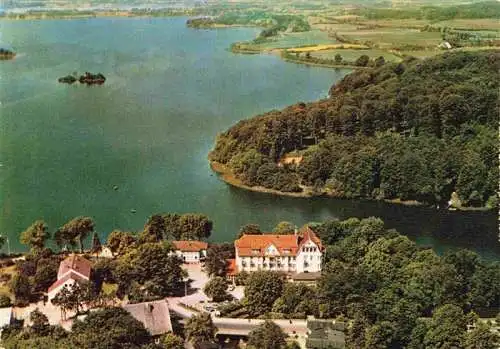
[352,1,500,21]
[210,51,499,208]
[187,11,310,38]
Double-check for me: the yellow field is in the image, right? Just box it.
[289,43,369,52]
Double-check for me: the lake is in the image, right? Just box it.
[0,17,498,258]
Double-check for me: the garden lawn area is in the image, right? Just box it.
[311,48,402,62]
[247,30,336,50]
[338,28,442,48]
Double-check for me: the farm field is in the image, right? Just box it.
[337,28,443,49]
[433,19,500,30]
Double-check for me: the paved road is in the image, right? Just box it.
[167,263,308,347]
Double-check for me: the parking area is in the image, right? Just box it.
[167,263,245,317]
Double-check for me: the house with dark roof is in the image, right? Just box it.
[172,240,208,263]
[234,226,323,275]
[122,300,172,342]
[48,254,92,301]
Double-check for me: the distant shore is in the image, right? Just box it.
[0,9,199,20]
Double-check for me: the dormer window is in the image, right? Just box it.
[283,248,291,254]
[252,249,260,255]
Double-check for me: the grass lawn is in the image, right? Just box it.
[311,48,402,62]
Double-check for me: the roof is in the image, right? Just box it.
[173,240,208,252]
[227,259,237,276]
[123,300,172,336]
[235,226,322,257]
[299,226,323,250]
[48,271,88,293]
[235,234,299,257]
[58,254,92,279]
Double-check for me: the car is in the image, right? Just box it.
[228,285,235,291]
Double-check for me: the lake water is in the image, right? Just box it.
[0,17,498,258]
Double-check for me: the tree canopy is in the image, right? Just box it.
[184,313,217,345]
[210,51,499,208]
[248,320,287,349]
[20,220,50,251]
[244,270,285,317]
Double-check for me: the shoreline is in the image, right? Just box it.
[210,161,493,211]
[210,161,314,198]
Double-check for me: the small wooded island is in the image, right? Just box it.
[0,48,16,60]
[58,72,106,85]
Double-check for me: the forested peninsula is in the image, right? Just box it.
[210,51,499,209]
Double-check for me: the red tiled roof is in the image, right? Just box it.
[235,226,322,257]
[48,271,87,293]
[173,240,208,252]
[58,254,92,279]
[123,300,172,336]
[235,234,299,257]
[299,226,323,250]
[226,259,237,276]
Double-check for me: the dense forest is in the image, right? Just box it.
[209,51,499,208]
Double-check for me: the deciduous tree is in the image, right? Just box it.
[184,313,216,345]
[244,271,284,316]
[248,320,286,349]
[20,221,50,251]
[203,276,229,302]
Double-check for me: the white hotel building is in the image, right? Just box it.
[234,226,323,275]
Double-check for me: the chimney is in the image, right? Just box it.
[294,226,298,235]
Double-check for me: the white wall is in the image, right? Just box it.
[48,278,77,301]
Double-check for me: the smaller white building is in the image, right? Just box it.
[172,241,208,263]
[48,254,92,301]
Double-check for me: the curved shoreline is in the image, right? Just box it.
[210,161,314,198]
[210,161,493,211]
